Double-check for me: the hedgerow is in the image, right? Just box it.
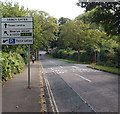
[51,49,119,68]
[1,52,25,81]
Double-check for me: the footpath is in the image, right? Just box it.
[2,61,44,112]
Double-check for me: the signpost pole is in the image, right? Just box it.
[28,45,31,89]
[0,17,2,114]
[0,17,2,51]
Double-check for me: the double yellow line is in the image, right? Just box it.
[39,61,47,112]
[39,60,59,113]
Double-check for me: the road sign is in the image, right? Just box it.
[2,38,33,45]
[9,38,15,44]
[1,17,33,22]
[1,17,33,45]
[2,29,33,37]
[2,22,33,29]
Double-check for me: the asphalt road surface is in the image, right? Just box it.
[40,54,118,112]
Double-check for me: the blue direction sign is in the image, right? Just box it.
[9,38,15,44]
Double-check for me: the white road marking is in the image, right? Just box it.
[50,68,54,70]
[72,66,78,69]
[72,66,101,72]
[60,66,63,68]
[63,79,96,112]
[75,74,92,82]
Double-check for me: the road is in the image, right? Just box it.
[40,54,118,112]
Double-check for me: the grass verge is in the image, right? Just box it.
[46,54,80,64]
[57,58,89,64]
[88,65,120,75]
[47,54,119,75]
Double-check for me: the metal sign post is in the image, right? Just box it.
[28,45,31,88]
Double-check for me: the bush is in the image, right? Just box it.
[51,49,78,60]
[51,49,59,58]
[60,50,68,59]
[51,48,119,68]
[57,49,63,58]
[1,52,25,81]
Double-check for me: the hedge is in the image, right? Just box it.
[0,52,25,81]
[51,49,119,68]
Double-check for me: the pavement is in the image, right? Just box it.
[2,61,41,112]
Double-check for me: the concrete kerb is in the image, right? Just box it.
[39,60,59,113]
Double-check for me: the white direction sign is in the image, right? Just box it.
[1,17,33,45]
[2,17,33,22]
[2,29,33,37]
[2,22,33,29]
[2,38,33,45]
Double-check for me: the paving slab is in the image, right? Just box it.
[2,61,40,112]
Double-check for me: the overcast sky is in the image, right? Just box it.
[1,0,85,19]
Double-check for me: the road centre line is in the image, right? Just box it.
[75,74,92,82]
[62,77,96,112]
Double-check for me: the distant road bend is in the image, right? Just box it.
[40,54,118,112]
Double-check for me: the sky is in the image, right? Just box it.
[1,0,85,19]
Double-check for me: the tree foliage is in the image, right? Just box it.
[59,20,107,61]
[58,17,71,25]
[1,52,25,81]
[28,10,58,51]
[76,1,120,35]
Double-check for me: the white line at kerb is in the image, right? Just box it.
[75,74,92,82]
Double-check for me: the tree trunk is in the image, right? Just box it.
[97,51,100,63]
[78,49,80,63]
[94,51,96,64]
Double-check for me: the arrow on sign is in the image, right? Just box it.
[3,39,8,43]
[4,31,9,35]
[4,23,7,28]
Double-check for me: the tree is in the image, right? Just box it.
[76,1,120,35]
[76,8,104,30]
[57,17,71,49]
[60,20,89,62]
[1,1,27,17]
[100,38,119,67]
[28,10,59,52]
[60,19,108,63]
[58,17,71,25]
